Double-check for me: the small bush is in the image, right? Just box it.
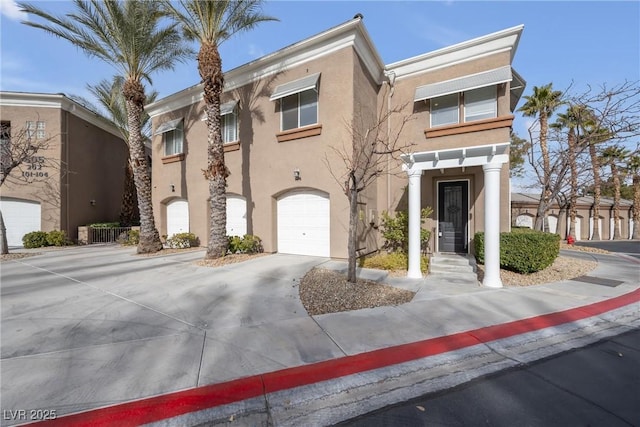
[474,230,560,274]
[22,231,49,248]
[46,230,70,246]
[380,208,432,253]
[360,252,428,273]
[227,234,263,254]
[117,229,140,246]
[89,222,120,228]
[166,232,199,249]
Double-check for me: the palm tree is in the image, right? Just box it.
[551,105,582,239]
[81,76,159,226]
[583,122,611,240]
[628,154,640,239]
[518,83,564,231]
[19,0,190,253]
[600,145,631,240]
[161,0,276,259]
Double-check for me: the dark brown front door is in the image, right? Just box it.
[438,181,468,253]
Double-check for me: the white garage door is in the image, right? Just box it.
[226,195,247,237]
[277,190,330,257]
[0,198,41,246]
[166,199,189,237]
[515,215,533,229]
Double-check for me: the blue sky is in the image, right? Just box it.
[1,0,639,179]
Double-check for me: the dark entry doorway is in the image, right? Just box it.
[438,181,468,253]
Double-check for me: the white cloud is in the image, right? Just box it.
[0,0,27,21]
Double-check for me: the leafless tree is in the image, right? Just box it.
[325,103,414,284]
[0,121,55,254]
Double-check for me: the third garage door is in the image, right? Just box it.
[277,190,330,257]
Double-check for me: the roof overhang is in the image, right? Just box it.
[402,143,510,171]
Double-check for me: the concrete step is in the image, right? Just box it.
[429,254,477,275]
[427,270,481,286]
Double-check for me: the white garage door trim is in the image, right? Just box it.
[0,198,41,246]
[277,190,330,257]
[166,199,189,237]
[226,195,247,237]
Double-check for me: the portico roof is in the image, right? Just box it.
[401,142,510,171]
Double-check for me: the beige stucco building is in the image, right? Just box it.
[147,17,526,287]
[512,192,635,240]
[0,92,128,245]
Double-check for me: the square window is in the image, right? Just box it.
[430,93,459,127]
[164,122,183,156]
[281,89,318,131]
[464,86,497,122]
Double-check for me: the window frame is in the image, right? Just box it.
[280,88,318,132]
[429,93,459,127]
[163,121,184,157]
[222,107,238,144]
[463,86,497,123]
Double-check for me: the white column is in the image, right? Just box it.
[407,168,423,278]
[482,163,503,288]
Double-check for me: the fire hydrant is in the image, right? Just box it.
[567,235,575,246]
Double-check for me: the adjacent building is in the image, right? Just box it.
[0,91,128,245]
[147,16,526,286]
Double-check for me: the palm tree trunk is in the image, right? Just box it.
[539,112,551,232]
[123,79,163,253]
[200,41,229,259]
[568,130,577,239]
[611,163,622,239]
[589,142,601,240]
[119,160,140,226]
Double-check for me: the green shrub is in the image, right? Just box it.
[89,222,120,228]
[227,234,263,254]
[166,232,199,249]
[117,229,140,246]
[22,231,49,248]
[360,251,428,273]
[380,208,432,253]
[46,230,70,246]
[474,230,560,274]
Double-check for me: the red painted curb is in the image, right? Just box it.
[23,288,640,427]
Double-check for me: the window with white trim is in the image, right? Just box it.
[25,121,45,139]
[281,89,318,131]
[430,93,459,127]
[464,86,497,122]
[222,108,238,144]
[164,122,183,156]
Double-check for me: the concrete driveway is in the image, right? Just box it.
[1,245,337,423]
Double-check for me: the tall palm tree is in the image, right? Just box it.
[82,76,159,226]
[551,105,581,239]
[600,145,630,240]
[161,0,276,259]
[19,0,190,253]
[583,121,611,240]
[628,154,640,239]
[518,83,563,231]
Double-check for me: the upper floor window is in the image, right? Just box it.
[430,93,459,127]
[281,89,318,131]
[26,121,45,139]
[154,118,184,157]
[221,101,238,144]
[464,86,497,122]
[270,73,320,132]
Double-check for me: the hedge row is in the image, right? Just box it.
[474,229,560,274]
[22,230,71,248]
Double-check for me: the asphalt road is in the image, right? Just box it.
[338,328,640,427]
[576,240,640,260]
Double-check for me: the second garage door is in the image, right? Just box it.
[277,190,330,257]
[166,199,189,237]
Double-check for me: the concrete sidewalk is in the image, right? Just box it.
[0,245,638,426]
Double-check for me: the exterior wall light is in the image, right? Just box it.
[170,184,175,192]
[89,200,96,206]
[293,169,301,180]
